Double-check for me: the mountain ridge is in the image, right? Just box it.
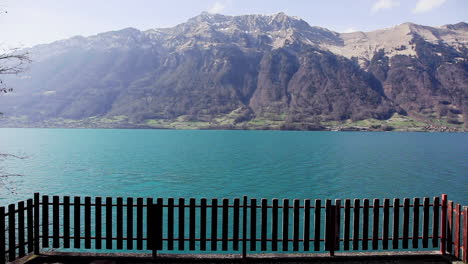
[1,13,467,131]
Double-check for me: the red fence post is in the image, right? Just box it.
[440,194,448,255]
[463,206,467,263]
[448,201,454,254]
[455,204,461,259]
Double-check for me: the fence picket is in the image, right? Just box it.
[402,198,410,249]
[462,206,467,263]
[222,199,228,251]
[353,199,360,250]
[0,207,5,264]
[242,195,248,260]
[116,197,123,250]
[335,200,341,250]
[454,203,461,259]
[147,201,155,251]
[242,196,247,259]
[34,193,40,254]
[18,201,25,257]
[179,198,185,250]
[325,199,331,251]
[52,196,59,248]
[422,197,429,248]
[200,198,207,251]
[63,196,70,248]
[448,201,453,254]
[152,202,160,252]
[95,197,102,249]
[191,198,197,250]
[74,196,80,249]
[412,198,420,248]
[211,198,217,251]
[362,199,369,250]
[372,199,379,250]
[282,199,290,251]
[293,199,300,251]
[42,196,49,248]
[8,204,15,261]
[146,198,153,250]
[382,198,390,250]
[85,197,91,249]
[136,198,143,250]
[433,196,440,247]
[272,199,279,251]
[233,198,240,251]
[167,198,174,250]
[303,199,311,251]
[441,194,448,254]
[261,199,268,251]
[393,198,400,249]
[127,197,134,250]
[27,199,34,253]
[314,199,322,251]
[343,199,351,251]
[330,205,337,256]
[156,198,163,251]
[106,197,113,249]
[250,198,257,251]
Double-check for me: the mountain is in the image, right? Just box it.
[0,13,466,131]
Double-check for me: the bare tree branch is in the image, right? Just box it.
[0,153,26,159]
[0,6,31,98]
[0,6,30,76]
[0,7,28,196]
[0,174,22,178]
[0,47,31,92]
[0,48,31,75]
[0,153,26,194]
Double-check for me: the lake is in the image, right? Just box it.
[0,128,467,206]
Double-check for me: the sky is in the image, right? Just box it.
[1,0,467,48]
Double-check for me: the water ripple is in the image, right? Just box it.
[0,129,467,205]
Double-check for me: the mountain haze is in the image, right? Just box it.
[1,13,467,131]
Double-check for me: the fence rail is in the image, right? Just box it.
[1,193,467,263]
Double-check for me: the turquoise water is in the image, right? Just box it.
[0,128,467,206]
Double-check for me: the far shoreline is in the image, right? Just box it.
[0,125,466,133]
[2,112,465,132]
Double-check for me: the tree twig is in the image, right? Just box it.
[0,47,31,93]
[0,153,26,159]
[0,173,22,178]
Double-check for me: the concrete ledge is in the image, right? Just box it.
[13,251,463,264]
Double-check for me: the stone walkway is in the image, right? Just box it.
[11,251,464,264]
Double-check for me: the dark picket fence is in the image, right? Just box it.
[1,193,467,263]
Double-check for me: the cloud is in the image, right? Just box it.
[342,27,358,33]
[412,0,447,13]
[208,1,227,14]
[371,0,400,13]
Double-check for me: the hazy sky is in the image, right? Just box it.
[1,0,467,48]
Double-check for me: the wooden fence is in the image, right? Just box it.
[1,193,467,263]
